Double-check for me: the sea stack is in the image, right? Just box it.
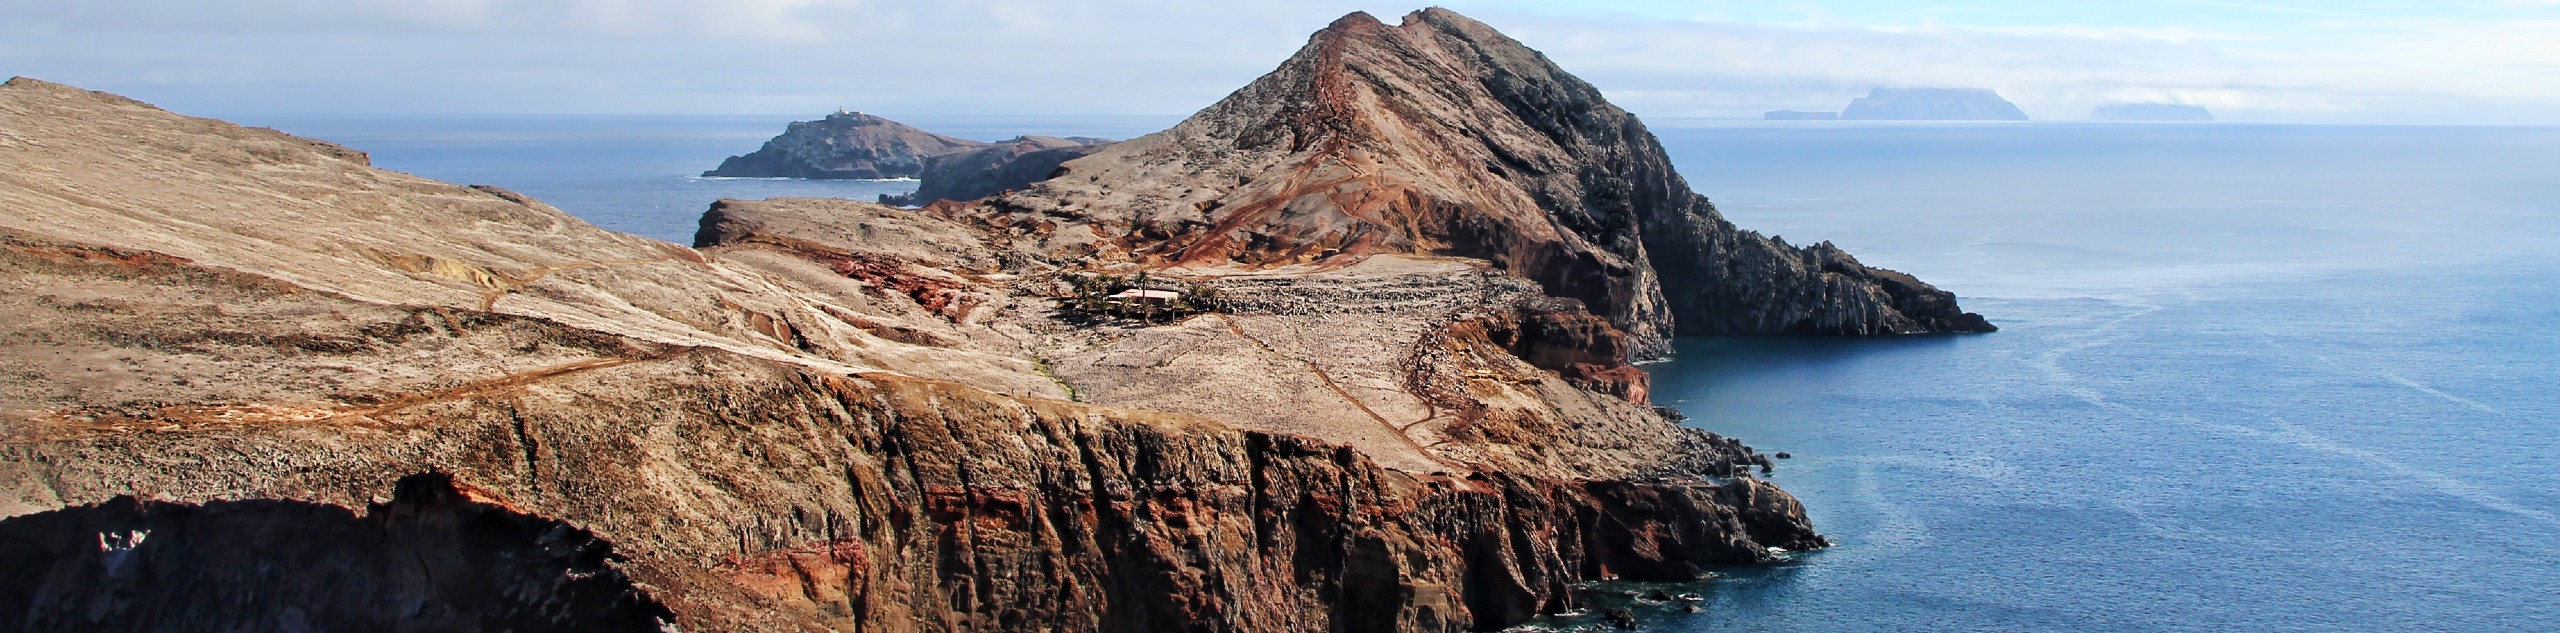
[1840,87,2030,121]
[703,110,989,179]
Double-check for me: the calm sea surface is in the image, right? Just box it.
[245,114,2560,632]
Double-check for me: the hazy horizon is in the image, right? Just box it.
[5,1,2557,124]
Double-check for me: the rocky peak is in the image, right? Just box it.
[997,8,1991,358]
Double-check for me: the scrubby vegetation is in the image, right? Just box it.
[1059,271,1223,324]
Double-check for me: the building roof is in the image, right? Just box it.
[1108,289,1182,301]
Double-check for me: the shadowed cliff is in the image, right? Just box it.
[0,473,672,631]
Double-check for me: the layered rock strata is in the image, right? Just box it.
[988,9,1991,359]
[0,60,1825,633]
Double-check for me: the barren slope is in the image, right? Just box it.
[994,9,1991,357]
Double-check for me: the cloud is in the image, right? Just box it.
[0,1,2553,123]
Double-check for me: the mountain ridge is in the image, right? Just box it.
[989,8,1991,359]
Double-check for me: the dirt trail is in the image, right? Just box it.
[337,356,654,421]
[1216,314,1449,470]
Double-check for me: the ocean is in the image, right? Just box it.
[243,114,2560,632]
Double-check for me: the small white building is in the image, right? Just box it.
[1107,289,1182,304]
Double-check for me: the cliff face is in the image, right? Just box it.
[1839,88,2030,121]
[706,112,992,179]
[991,10,1990,358]
[882,136,1117,206]
[1,66,1823,633]
[0,474,673,631]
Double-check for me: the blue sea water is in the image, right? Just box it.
[1644,122,2560,633]
[244,114,2560,632]
[236,114,1176,244]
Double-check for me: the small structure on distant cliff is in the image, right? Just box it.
[1765,110,1839,121]
[2091,102,2213,122]
[1840,88,2030,121]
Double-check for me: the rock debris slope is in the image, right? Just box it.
[992,9,1990,359]
[0,24,1840,632]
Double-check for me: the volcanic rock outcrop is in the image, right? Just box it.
[0,25,1840,632]
[705,111,992,179]
[880,135,1116,206]
[988,10,1990,358]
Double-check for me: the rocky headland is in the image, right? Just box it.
[879,135,1117,207]
[704,111,992,179]
[1840,87,2030,121]
[985,10,1990,358]
[0,8,1983,632]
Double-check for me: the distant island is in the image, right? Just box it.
[2092,102,2213,122]
[706,111,1118,206]
[1840,87,2030,121]
[702,111,987,179]
[1765,110,1839,121]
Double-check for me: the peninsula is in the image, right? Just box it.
[0,8,1988,632]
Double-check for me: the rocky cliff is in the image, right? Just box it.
[1839,88,2030,121]
[987,10,1990,358]
[1,57,1827,633]
[881,136,1116,206]
[706,112,992,179]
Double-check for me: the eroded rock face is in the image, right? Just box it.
[882,136,1116,206]
[991,9,1991,357]
[705,112,992,179]
[3,356,1819,632]
[0,473,673,632]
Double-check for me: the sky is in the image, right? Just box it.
[3,0,2555,123]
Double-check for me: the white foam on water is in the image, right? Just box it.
[2209,418,2560,530]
